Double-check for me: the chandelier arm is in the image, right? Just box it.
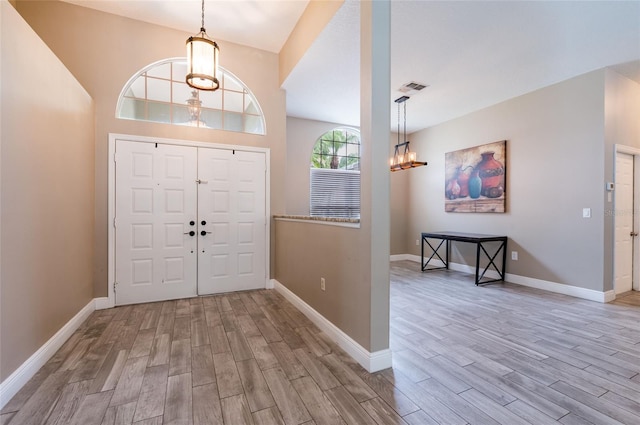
[201,0,205,31]
[403,101,407,143]
[397,100,401,146]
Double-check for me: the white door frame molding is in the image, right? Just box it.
[614,144,640,297]
[107,133,271,309]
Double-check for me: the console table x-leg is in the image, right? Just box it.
[421,231,507,286]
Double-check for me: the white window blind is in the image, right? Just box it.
[310,168,360,218]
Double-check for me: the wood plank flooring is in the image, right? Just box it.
[613,291,640,307]
[2,260,640,424]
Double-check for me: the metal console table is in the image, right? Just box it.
[421,231,507,285]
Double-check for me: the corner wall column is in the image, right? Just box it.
[360,0,391,356]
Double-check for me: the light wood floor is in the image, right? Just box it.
[613,291,640,307]
[2,261,640,425]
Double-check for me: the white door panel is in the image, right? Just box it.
[115,141,198,305]
[198,149,266,294]
[615,152,634,294]
[115,140,267,303]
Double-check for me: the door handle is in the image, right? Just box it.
[184,231,195,237]
[201,230,212,236]
[631,232,639,237]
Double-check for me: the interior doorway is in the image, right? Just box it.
[614,146,640,296]
[108,134,270,306]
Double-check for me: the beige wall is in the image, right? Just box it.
[603,69,640,291]
[406,70,607,291]
[1,1,95,381]
[15,0,287,297]
[274,220,369,345]
[279,0,344,85]
[390,151,409,255]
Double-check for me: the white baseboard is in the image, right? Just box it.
[391,254,422,263]
[392,254,612,303]
[272,280,392,373]
[504,271,612,303]
[604,290,616,303]
[392,254,446,268]
[94,297,113,310]
[390,254,411,261]
[0,299,96,409]
[368,348,393,372]
[266,279,275,290]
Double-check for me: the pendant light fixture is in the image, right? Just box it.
[186,90,202,124]
[390,96,427,172]
[186,0,220,91]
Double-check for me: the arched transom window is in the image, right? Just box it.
[310,128,361,218]
[116,58,265,135]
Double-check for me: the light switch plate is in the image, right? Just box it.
[583,208,591,218]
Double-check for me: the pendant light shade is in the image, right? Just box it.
[186,0,220,91]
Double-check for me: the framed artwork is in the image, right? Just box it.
[445,140,506,213]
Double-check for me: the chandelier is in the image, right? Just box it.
[186,90,202,124]
[186,0,220,91]
[390,96,427,172]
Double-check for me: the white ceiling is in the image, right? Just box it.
[284,0,640,133]
[63,0,640,134]
[63,0,309,53]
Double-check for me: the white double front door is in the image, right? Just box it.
[115,140,266,305]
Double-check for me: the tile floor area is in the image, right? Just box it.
[1,261,640,424]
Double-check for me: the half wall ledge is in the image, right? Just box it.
[273,215,360,228]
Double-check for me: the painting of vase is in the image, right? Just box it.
[445,140,506,213]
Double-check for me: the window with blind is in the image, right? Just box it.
[309,128,361,219]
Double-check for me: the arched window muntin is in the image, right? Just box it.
[309,127,361,219]
[116,57,266,135]
[310,127,361,170]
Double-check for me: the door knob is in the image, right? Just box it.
[200,230,212,236]
[631,232,639,237]
[201,220,207,226]
[184,231,195,236]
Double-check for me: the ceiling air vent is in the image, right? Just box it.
[398,81,429,96]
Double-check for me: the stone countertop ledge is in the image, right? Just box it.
[273,214,360,224]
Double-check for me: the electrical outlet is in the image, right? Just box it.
[320,277,326,291]
[511,251,518,261]
[416,239,420,246]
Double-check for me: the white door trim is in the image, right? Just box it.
[614,144,640,298]
[107,133,271,309]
